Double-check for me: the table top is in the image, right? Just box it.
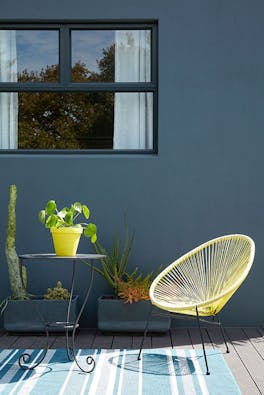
[19,253,105,260]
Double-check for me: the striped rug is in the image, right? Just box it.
[0,348,241,395]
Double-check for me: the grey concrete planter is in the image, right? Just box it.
[3,296,79,333]
[98,296,171,333]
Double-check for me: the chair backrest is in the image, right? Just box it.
[150,234,255,316]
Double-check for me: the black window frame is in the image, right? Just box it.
[0,19,158,155]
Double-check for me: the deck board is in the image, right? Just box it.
[75,328,97,348]
[91,331,114,349]
[131,334,151,349]
[243,327,264,360]
[209,327,261,395]
[0,327,263,394]
[187,327,213,348]
[112,334,133,349]
[226,327,264,395]
[170,327,192,349]
[151,332,172,349]
[0,333,18,348]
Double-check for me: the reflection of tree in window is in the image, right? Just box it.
[17,64,58,82]
[18,45,114,149]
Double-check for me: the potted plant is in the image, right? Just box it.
[1,185,27,313]
[4,281,79,333]
[38,200,97,256]
[83,224,171,332]
[1,185,79,333]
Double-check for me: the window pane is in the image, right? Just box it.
[71,30,151,83]
[0,92,153,150]
[0,30,59,83]
[18,92,114,149]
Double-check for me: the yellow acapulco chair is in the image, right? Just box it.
[138,234,255,375]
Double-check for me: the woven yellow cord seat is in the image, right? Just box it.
[150,234,255,317]
[138,234,255,374]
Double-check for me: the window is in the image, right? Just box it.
[0,21,158,153]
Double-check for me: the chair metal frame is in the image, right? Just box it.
[137,234,255,375]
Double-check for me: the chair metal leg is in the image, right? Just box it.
[196,306,210,375]
[216,315,230,353]
[137,304,153,360]
[169,328,173,349]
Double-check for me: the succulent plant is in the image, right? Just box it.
[1,185,28,315]
[86,220,135,293]
[5,184,27,300]
[44,281,71,300]
[116,270,152,304]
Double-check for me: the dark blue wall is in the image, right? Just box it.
[0,0,263,327]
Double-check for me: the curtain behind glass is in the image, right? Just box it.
[114,30,153,150]
[0,30,18,149]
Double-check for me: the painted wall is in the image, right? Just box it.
[0,0,263,327]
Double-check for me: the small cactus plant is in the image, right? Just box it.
[44,281,71,300]
[6,184,27,300]
[1,185,28,314]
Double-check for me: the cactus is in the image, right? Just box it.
[44,281,70,300]
[5,185,27,300]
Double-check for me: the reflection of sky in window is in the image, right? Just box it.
[16,30,58,73]
[72,31,114,73]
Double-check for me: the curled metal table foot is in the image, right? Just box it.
[73,353,96,373]
[18,348,48,370]
[67,325,96,373]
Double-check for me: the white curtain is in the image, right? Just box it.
[114,30,153,150]
[0,30,18,149]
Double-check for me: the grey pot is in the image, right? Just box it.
[98,296,171,333]
[3,295,79,333]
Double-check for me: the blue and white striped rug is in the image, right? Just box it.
[0,348,241,395]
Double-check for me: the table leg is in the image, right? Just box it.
[65,259,76,361]
[66,259,95,373]
[18,258,50,370]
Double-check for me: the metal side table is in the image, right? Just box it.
[18,253,104,373]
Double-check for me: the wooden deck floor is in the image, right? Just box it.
[0,327,263,395]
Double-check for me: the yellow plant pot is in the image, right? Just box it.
[50,227,83,256]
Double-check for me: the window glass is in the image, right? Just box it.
[0,23,156,152]
[71,30,151,83]
[11,92,153,150]
[0,30,59,82]
[17,92,113,149]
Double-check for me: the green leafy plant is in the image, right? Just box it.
[44,281,71,300]
[87,222,135,294]
[38,200,97,243]
[83,221,162,303]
